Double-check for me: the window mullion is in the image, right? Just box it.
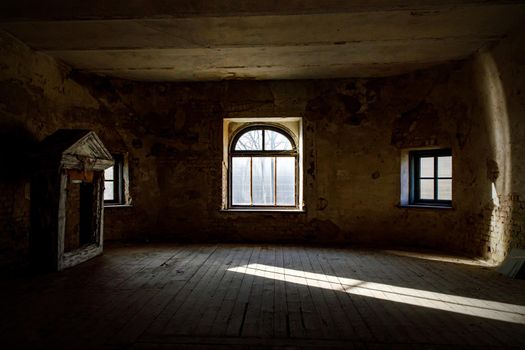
[434,156,438,200]
[415,156,420,202]
[114,163,119,203]
[274,157,277,206]
[250,157,253,206]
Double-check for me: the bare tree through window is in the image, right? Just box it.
[230,127,296,207]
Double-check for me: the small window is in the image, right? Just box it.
[229,125,298,208]
[104,155,124,205]
[410,149,452,206]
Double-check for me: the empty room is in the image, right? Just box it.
[1,1,525,349]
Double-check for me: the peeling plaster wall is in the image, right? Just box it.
[468,24,525,263]
[1,29,516,267]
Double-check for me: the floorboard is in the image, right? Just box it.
[1,243,525,349]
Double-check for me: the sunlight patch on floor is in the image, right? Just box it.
[381,250,494,266]
[228,263,525,324]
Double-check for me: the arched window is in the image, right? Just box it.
[230,125,298,207]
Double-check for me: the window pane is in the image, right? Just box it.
[232,157,251,205]
[235,130,263,151]
[104,181,114,201]
[276,157,295,205]
[265,130,293,151]
[438,156,452,178]
[438,179,452,200]
[420,179,434,200]
[252,157,274,205]
[104,166,114,180]
[420,157,434,177]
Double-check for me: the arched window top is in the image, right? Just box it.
[225,119,302,209]
[232,126,295,152]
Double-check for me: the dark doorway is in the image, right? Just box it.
[64,173,96,253]
[79,182,94,246]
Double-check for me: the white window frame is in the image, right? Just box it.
[222,117,303,211]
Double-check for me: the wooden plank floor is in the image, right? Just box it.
[1,244,525,349]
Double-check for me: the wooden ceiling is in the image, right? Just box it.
[1,0,524,81]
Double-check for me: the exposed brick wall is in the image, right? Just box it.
[477,195,525,262]
[463,194,525,263]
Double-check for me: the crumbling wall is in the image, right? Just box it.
[1,28,514,267]
[467,23,525,263]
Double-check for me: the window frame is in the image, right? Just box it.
[104,155,124,205]
[228,124,299,209]
[409,149,452,207]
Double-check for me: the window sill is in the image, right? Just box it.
[104,204,133,208]
[398,204,454,210]
[221,208,305,213]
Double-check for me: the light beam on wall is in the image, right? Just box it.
[228,263,525,324]
[476,50,512,261]
[492,182,500,207]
